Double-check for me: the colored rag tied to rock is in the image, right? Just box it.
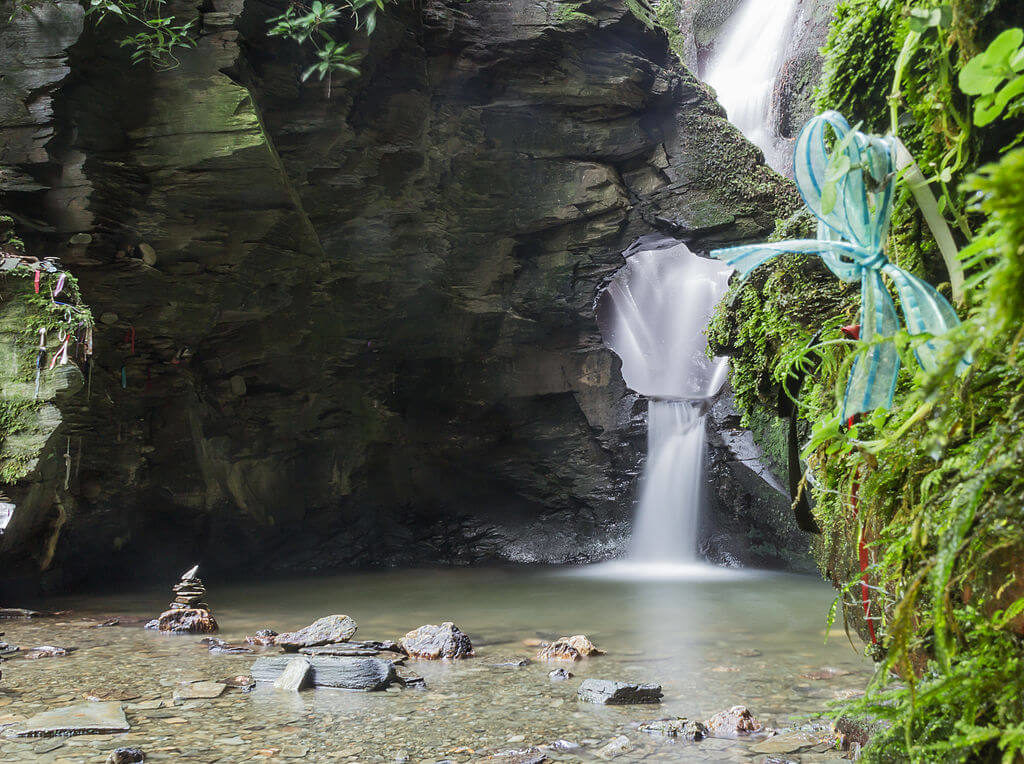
[711,111,970,422]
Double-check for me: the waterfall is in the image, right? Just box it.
[631,400,705,562]
[704,0,800,174]
[596,240,732,568]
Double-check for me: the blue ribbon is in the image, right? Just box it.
[711,111,969,421]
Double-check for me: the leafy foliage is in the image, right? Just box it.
[86,0,196,69]
[267,0,377,87]
[958,27,1024,130]
[10,0,394,83]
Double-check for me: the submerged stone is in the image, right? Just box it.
[7,701,130,737]
[22,645,73,659]
[638,717,707,740]
[577,679,662,705]
[399,622,473,660]
[173,680,227,700]
[596,735,633,758]
[276,615,357,651]
[393,665,426,688]
[751,729,835,755]
[299,644,378,657]
[548,668,573,681]
[487,747,546,763]
[202,637,252,654]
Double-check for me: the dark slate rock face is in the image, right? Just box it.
[770,0,841,146]
[702,391,816,573]
[0,0,802,590]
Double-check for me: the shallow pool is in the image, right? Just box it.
[0,566,869,762]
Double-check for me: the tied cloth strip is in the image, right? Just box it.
[34,328,46,400]
[710,111,970,422]
[48,331,70,371]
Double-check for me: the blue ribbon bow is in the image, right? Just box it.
[710,111,969,421]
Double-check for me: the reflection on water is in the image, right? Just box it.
[0,568,868,761]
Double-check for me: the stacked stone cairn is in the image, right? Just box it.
[171,566,209,611]
[145,565,218,633]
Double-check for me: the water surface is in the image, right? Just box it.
[0,567,867,762]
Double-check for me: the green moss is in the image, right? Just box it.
[554,1,595,24]
[0,216,92,488]
[654,0,687,64]
[720,2,1024,760]
[815,0,898,133]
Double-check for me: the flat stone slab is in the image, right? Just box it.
[298,645,379,657]
[251,655,395,691]
[276,615,357,651]
[273,657,312,691]
[751,730,836,755]
[577,678,662,705]
[6,701,129,737]
[172,681,226,700]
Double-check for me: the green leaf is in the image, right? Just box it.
[987,28,1024,66]
[959,55,1002,96]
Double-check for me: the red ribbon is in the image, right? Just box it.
[33,271,40,294]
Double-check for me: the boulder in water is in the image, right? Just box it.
[548,668,573,681]
[704,705,763,736]
[399,622,474,659]
[23,645,74,659]
[536,634,603,661]
[0,635,19,656]
[577,678,662,705]
[276,615,357,651]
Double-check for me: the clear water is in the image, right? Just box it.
[705,0,800,174]
[0,568,868,762]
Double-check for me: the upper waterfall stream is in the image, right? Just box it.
[705,0,800,174]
